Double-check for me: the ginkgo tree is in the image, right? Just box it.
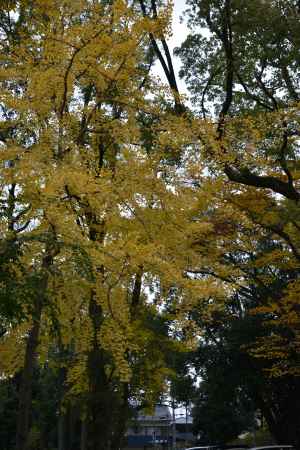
[0,1,235,450]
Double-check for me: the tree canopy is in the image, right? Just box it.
[0,1,300,450]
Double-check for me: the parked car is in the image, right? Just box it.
[186,445,293,450]
[222,446,249,449]
[184,446,221,450]
[221,446,248,450]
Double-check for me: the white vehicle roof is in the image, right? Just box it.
[185,447,220,450]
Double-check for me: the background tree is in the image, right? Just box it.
[0,2,232,450]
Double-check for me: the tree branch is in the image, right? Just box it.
[224,164,300,201]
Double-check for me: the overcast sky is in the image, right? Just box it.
[152,0,189,96]
[154,2,195,416]
[170,0,189,50]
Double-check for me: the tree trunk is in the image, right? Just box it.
[110,383,130,450]
[58,412,65,450]
[69,404,77,450]
[86,344,113,449]
[16,303,42,450]
[57,360,66,450]
[15,239,57,450]
[81,419,87,450]
[86,293,114,450]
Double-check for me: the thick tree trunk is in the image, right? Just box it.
[86,348,114,450]
[110,383,130,450]
[86,295,114,450]
[15,240,57,450]
[57,411,65,450]
[57,363,66,450]
[68,404,77,450]
[16,304,42,450]
[81,419,87,450]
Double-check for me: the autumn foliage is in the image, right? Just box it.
[0,0,300,449]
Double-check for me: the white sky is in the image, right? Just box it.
[152,0,189,96]
[153,3,200,415]
[170,0,189,52]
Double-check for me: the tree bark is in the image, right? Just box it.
[16,303,42,450]
[81,419,87,450]
[15,237,57,450]
[110,383,130,450]
[57,412,65,450]
[86,340,113,450]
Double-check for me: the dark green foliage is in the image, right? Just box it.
[176,0,300,117]
[189,252,300,447]
[192,380,255,444]
[169,350,196,409]
[0,377,18,450]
